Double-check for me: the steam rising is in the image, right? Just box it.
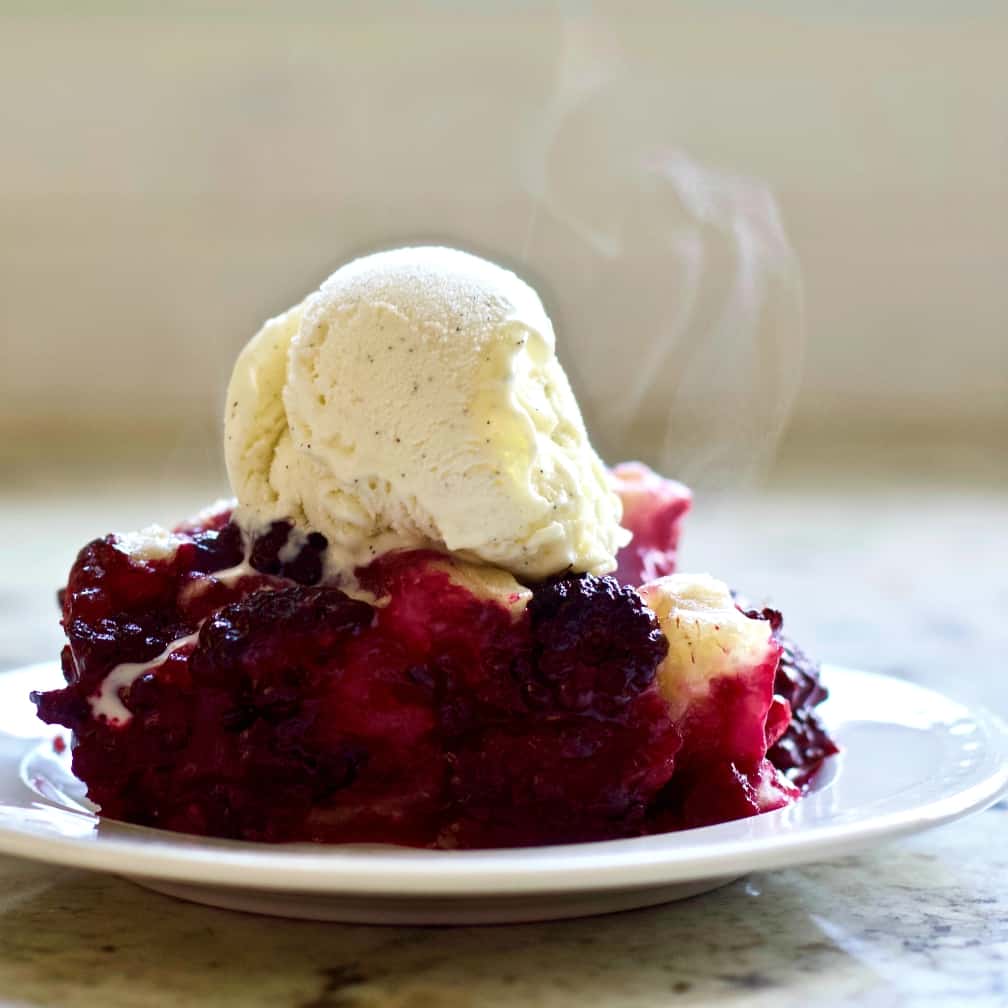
[518,29,803,491]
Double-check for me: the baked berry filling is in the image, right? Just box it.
[34,488,836,847]
[752,608,839,787]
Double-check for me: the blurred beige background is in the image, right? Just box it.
[2,16,1008,995]
[1,2,1005,487]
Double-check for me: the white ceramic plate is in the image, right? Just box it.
[1,663,1005,924]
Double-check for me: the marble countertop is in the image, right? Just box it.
[0,443,1004,1007]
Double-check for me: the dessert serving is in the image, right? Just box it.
[33,247,836,848]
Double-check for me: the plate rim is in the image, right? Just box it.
[0,663,1005,896]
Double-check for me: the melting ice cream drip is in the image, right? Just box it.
[90,632,200,726]
[95,520,385,726]
[94,527,264,726]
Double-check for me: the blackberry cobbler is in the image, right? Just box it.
[34,467,835,847]
[33,247,836,848]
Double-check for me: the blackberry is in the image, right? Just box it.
[744,605,838,782]
[249,520,329,585]
[190,585,373,689]
[525,574,668,714]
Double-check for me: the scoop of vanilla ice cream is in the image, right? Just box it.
[225,247,628,579]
